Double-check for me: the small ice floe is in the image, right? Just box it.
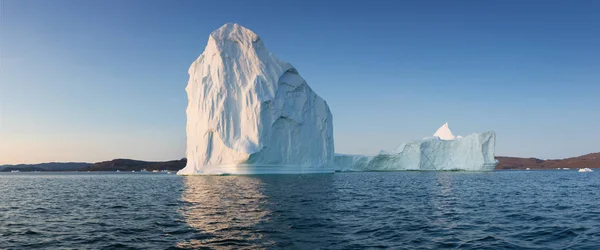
[578,168,593,173]
[526,168,531,171]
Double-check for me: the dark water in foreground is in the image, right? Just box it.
[1,171,599,249]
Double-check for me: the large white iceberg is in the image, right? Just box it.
[335,123,497,171]
[178,23,335,175]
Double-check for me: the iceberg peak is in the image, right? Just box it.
[433,122,456,140]
[208,23,261,48]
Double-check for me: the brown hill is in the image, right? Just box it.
[496,153,600,170]
[81,158,186,172]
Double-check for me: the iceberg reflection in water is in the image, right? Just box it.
[177,176,271,248]
[177,174,338,249]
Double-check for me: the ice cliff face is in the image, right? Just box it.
[178,23,334,175]
[335,123,498,171]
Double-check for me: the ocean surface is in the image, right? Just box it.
[1,171,599,249]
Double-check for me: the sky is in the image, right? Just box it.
[1,0,599,164]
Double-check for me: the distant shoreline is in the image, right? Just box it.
[1,153,598,172]
[495,153,599,170]
[0,159,186,172]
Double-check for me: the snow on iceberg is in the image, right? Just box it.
[178,23,335,175]
[335,123,498,171]
[433,122,456,140]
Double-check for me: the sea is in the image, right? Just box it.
[1,171,599,249]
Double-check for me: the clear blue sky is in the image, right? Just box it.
[1,0,598,164]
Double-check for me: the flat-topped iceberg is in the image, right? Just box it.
[335,123,498,171]
[178,23,334,175]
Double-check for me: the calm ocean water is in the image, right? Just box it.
[1,171,599,249]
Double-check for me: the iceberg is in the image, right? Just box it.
[178,23,335,175]
[335,123,498,171]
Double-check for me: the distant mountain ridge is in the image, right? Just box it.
[1,153,598,172]
[496,153,600,170]
[81,158,186,172]
[0,162,91,172]
[0,159,186,172]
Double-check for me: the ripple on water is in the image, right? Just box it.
[1,171,600,249]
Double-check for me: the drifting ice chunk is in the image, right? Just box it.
[335,124,497,171]
[178,23,335,175]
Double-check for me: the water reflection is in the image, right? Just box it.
[432,173,459,229]
[177,174,337,249]
[178,176,271,248]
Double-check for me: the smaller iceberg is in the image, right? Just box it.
[578,168,593,172]
[335,123,498,171]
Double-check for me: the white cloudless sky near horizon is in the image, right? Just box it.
[1,0,599,164]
